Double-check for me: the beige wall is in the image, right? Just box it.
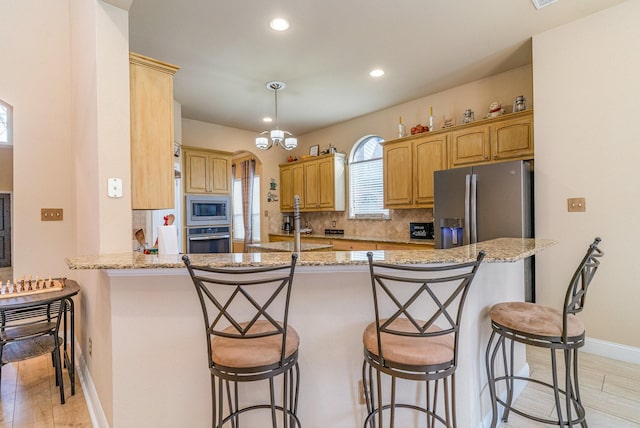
[298,65,533,157]
[0,1,75,276]
[0,2,128,423]
[533,0,640,348]
[68,0,132,425]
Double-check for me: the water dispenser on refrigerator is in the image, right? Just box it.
[439,218,464,249]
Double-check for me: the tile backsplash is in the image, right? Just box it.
[270,209,434,240]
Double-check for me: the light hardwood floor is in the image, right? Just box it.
[0,346,638,427]
[499,346,640,427]
[0,354,91,428]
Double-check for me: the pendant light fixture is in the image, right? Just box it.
[256,81,297,151]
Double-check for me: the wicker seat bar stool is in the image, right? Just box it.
[363,250,485,428]
[183,254,300,428]
[485,237,603,427]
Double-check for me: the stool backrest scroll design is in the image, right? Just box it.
[562,237,604,343]
[366,251,485,369]
[183,254,298,370]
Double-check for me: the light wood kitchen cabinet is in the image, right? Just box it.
[279,165,293,211]
[383,133,448,209]
[129,52,179,209]
[383,140,413,206]
[279,163,304,211]
[183,147,232,194]
[268,235,291,243]
[449,110,533,167]
[330,239,376,251]
[303,161,320,208]
[414,134,448,206]
[491,114,534,161]
[279,154,345,212]
[376,242,434,250]
[449,124,491,167]
[383,111,533,209]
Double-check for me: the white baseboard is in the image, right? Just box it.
[74,342,109,428]
[583,337,640,365]
[478,363,530,428]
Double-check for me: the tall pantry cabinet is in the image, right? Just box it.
[129,52,179,209]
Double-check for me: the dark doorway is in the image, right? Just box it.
[0,193,11,267]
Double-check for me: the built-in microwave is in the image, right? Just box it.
[186,195,231,226]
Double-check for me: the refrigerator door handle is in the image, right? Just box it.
[464,174,471,244]
[471,173,478,243]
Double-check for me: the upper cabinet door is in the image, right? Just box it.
[183,147,232,194]
[491,115,534,161]
[291,163,305,209]
[304,160,320,208]
[449,125,491,167]
[414,134,448,206]
[209,156,231,193]
[318,157,336,209]
[129,53,179,209]
[383,141,413,207]
[279,165,294,211]
[184,151,208,193]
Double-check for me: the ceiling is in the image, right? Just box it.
[128,0,624,136]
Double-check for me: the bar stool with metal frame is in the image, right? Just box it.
[183,254,300,428]
[485,237,603,427]
[362,250,486,428]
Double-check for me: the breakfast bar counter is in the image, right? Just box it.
[66,237,554,270]
[65,238,555,428]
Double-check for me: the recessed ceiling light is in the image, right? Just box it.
[269,18,290,31]
[369,69,385,78]
[263,117,273,123]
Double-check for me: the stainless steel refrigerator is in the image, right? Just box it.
[434,160,535,300]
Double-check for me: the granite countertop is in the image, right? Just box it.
[270,232,434,246]
[65,238,556,270]
[247,242,333,252]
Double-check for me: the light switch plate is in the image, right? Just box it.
[108,178,123,198]
[567,197,586,212]
[41,208,63,221]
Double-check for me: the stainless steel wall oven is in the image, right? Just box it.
[186,226,231,254]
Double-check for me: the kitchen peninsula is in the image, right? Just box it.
[66,238,555,428]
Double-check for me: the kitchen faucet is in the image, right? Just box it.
[293,195,301,254]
